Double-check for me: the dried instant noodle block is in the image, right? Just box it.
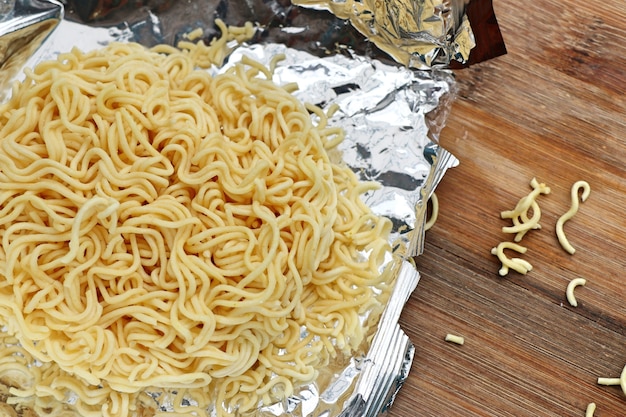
[0,24,394,417]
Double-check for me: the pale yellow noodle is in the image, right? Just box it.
[565,277,586,307]
[556,180,591,255]
[424,192,438,231]
[0,20,393,417]
[444,334,464,345]
[490,241,533,276]
[500,178,550,242]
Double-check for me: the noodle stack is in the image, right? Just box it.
[0,26,393,417]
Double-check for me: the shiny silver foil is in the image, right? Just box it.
[0,1,459,415]
[0,0,63,98]
[291,0,475,69]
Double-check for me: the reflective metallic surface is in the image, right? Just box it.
[291,0,475,68]
[0,0,63,96]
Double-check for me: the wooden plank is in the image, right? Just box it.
[387,0,626,415]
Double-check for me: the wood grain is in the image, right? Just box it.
[387,0,626,415]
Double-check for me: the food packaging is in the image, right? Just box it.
[0,0,503,415]
[0,0,63,98]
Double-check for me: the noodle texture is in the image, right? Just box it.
[0,28,393,417]
[556,180,591,254]
[500,178,550,243]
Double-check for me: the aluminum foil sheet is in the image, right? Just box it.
[291,0,475,69]
[0,1,460,416]
[0,0,63,98]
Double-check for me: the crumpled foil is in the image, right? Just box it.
[60,0,505,69]
[291,0,474,69]
[0,0,63,99]
[0,0,461,416]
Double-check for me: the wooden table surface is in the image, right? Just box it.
[388,0,626,416]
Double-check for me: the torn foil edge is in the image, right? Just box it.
[343,261,419,417]
[409,144,459,257]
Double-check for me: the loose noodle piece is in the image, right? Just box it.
[490,242,533,276]
[597,362,626,402]
[444,334,464,345]
[184,28,205,42]
[0,28,393,417]
[597,377,621,386]
[500,178,550,242]
[565,277,586,307]
[585,402,596,417]
[424,192,438,231]
[556,180,591,255]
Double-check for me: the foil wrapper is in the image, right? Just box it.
[56,0,505,69]
[0,1,461,416]
[291,0,475,69]
[0,0,63,97]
